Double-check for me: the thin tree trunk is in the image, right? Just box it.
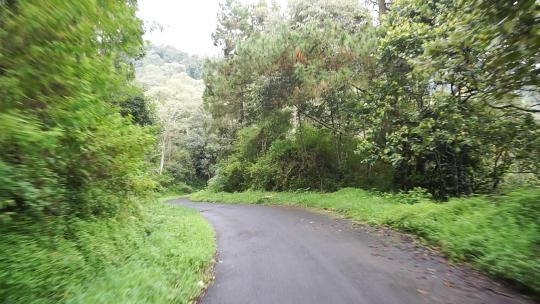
[159,139,166,175]
[378,0,387,18]
[297,106,306,167]
[159,127,170,175]
[491,149,503,191]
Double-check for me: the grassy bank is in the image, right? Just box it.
[191,188,540,293]
[1,197,215,303]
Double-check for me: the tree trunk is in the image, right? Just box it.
[378,0,387,18]
[159,142,165,175]
[159,130,168,175]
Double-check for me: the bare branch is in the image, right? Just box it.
[487,103,540,113]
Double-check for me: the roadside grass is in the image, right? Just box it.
[158,193,189,203]
[1,197,215,304]
[191,187,540,294]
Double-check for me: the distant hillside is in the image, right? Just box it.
[136,44,204,80]
[135,44,216,188]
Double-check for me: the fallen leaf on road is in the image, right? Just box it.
[443,280,454,288]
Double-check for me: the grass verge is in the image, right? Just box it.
[1,196,215,303]
[191,187,540,294]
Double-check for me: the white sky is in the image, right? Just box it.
[137,0,288,57]
[137,0,377,57]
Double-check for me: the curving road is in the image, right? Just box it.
[173,198,531,304]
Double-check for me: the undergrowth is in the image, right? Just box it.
[0,198,215,304]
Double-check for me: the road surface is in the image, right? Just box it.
[173,198,531,304]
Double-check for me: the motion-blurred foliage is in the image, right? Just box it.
[0,1,212,303]
[0,0,154,219]
[0,200,215,303]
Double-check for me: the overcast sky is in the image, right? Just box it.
[137,0,376,57]
[137,0,288,57]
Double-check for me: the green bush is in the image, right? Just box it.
[208,158,249,192]
[248,154,279,190]
[382,187,433,204]
[156,173,195,194]
[211,122,398,193]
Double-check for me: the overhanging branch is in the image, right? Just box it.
[487,103,540,113]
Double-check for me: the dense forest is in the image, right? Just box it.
[200,0,539,199]
[137,44,204,80]
[135,44,218,189]
[1,0,539,302]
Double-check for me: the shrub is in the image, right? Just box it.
[211,122,399,193]
[383,187,433,204]
[208,158,249,192]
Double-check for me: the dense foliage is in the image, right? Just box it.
[0,2,217,303]
[137,44,204,80]
[204,0,540,198]
[135,45,218,189]
[0,0,154,219]
[2,0,539,301]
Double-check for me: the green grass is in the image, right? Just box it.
[1,197,216,303]
[191,187,540,293]
[158,193,189,203]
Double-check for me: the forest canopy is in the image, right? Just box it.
[202,0,540,198]
[136,44,217,190]
[1,0,539,301]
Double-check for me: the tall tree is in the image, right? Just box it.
[0,0,152,217]
[203,0,539,196]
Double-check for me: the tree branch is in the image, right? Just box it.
[487,103,540,113]
[298,108,344,134]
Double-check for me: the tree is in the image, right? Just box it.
[0,0,153,218]
[119,90,154,126]
[205,0,385,192]
[203,0,539,196]
[355,0,539,197]
[136,44,218,187]
[424,0,540,113]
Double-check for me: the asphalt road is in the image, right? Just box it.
[173,198,531,304]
